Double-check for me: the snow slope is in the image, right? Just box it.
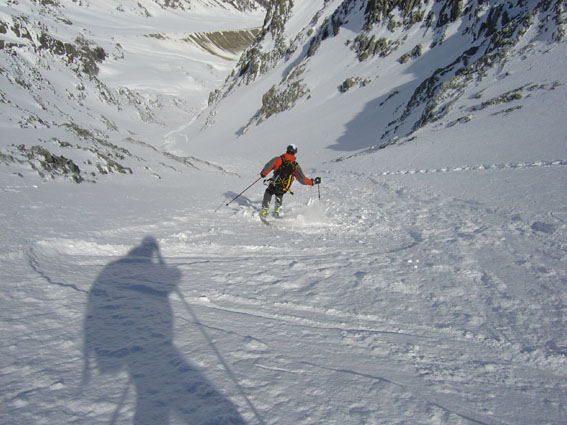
[1,1,567,425]
[0,0,264,181]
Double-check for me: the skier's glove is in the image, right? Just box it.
[313,177,321,185]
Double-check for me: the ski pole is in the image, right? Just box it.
[218,176,262,211]
[174,288,266,425]
[317,182,321,200]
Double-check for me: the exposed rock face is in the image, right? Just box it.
[0,0,263,182]
[207,0,565,139]
[186,28,261,61]
[1,0,565,181]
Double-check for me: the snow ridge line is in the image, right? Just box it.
[300,362,499,425]
[27,247,88,294]
[377,159,567,176]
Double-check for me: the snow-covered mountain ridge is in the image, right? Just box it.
[1,0,566,181]
[0,0,264,182]
[183,0,565,165]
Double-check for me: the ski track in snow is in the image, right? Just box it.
[3,164,566,425]
[376,159,567,176]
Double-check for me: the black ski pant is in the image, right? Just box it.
[262,185,284,210]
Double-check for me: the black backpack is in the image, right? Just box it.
[272,155,298,193]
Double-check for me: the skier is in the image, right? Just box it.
[259,144,321,217]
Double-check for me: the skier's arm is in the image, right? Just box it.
[260,157,281,177]
[295,164,313,185]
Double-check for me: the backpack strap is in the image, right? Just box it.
[273,155,297,193]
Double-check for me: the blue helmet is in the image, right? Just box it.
[286,144,298,155]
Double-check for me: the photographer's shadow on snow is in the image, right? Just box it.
[83,236,245,425]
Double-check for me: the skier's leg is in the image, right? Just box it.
[260,188,273,217]
[262,189,273,209]
[273,193,284,217]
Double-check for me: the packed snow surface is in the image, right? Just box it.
[3,119,567,425]
[3,145,567,424]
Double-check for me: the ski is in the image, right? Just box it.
[260,214,288,225]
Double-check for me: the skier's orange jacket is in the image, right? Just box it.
[260,153,314,186]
